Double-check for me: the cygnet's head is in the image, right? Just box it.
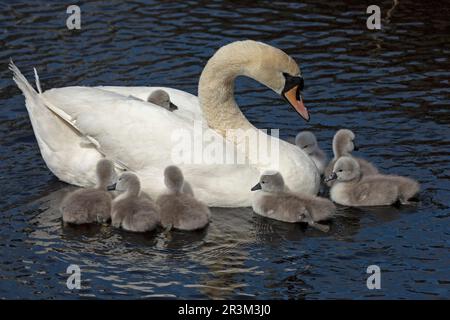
[324,156,361,183]
[164,165,185,193]
[96,159,116,188]
[109,172,141,196]
[295,131,319,155]
[333,129,357,158]
[251,171,285,193]
[147,90,178,111]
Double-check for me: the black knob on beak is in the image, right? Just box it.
[169,102,178,111]
[251,183,262,191]
[324,172,337,183]
[107,183,117,191]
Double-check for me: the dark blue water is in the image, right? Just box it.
[0,0,449,299]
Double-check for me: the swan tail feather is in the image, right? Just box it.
[10,61,81,165]
[10,59,38,98]
[11,62,129,176]
[33,67,42,94]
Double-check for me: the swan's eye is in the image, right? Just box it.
[261,181,265,184]
[302,144,309,149]
[338,169,343,172]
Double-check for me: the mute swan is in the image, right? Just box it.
[324,129,378,186]
[325,156,420,206]
[251,171,334,232]
[109,172,160,232]
[157,166,210,231]
[10,40,319,207]
[147,89,178,111]
[295,131,327,175]
[61,159,114,224]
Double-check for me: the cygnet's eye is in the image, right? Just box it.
[261,181,265,184]
[338,169,343,172]
[302,145,309,149]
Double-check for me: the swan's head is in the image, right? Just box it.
[147,89,178,111]
[295,131,319,155]
[333,129,357,158]
[325,156,361,183]
[164,165,185,193]
[96,158,116,188]
[202,40,309,121]
[251,170,285,193]
[108,172,141,196]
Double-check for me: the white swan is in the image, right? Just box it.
[11,40,319,207]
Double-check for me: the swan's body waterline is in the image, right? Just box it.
[11,40,319,207]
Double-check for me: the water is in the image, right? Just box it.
[0,0,449,299]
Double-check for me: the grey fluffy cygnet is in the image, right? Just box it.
[147,90,178,111]
[295,131,327,175]
[61,159,115,224]
[251,171,335,232]
[325,156,420,206]
[110,172,160,232]
[324,129,378,186]
[156,166,210,231]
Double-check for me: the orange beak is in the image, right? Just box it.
[283,85,309,121]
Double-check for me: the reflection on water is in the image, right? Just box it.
[0,0,449,299]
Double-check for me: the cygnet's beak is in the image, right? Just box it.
[107,183,117,191]
[251,182,262,191]
[353,143,359,151]
[169,102,178,111]
[324,172,337,183]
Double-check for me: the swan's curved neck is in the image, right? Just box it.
[198,51,255,137]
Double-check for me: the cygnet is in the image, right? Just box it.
[61,159,115,224]
[251,171,335,232]
[295,131,327,175]
[325,156,420,206]
[156,166,210,231]
[110,172,160,232]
